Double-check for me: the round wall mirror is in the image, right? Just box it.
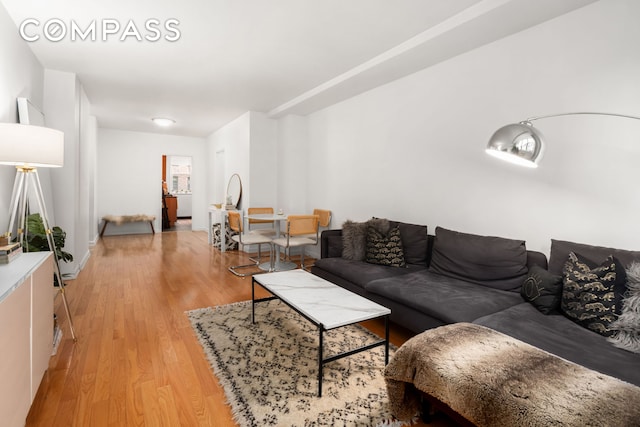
[226,173,242,208]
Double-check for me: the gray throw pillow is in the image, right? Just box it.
[608,262,640,353]
[521,265,563,314]
[428,227,528,291]
[367,218,391,235]
[342,220,367,261]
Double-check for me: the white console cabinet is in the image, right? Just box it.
[0,253,53,427]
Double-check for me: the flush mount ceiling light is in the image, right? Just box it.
[152,117,175,127]
[486,112,640,168]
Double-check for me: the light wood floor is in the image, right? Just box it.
[26,230,457,426]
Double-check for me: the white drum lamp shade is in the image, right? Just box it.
[0,123,64,168]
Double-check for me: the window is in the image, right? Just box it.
[168,157,192,194]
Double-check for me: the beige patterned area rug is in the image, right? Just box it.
[187,300,406,426]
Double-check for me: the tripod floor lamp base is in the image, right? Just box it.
[7,167,77,342]
[0,123,76,342]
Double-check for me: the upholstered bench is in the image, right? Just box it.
[384,322,640,426]
[100,215,156,237]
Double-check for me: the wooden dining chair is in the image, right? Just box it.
[247,207,277,236]
[246,207,277,263]
[313,209,331,229]
[227,211,274,276]
[277,209,330,266]
[271,214,319,270]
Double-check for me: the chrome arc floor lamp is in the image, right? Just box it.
[486,112,640,168]
[0,123,77,341]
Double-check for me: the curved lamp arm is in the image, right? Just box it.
[526,112,640,123]
[486,112,640,168]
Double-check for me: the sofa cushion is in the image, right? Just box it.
[390,221,428,266]
[313,257,419,289]
[428,227,528,291]
[561,252,626,337]
[609,261,640,353]
[326,233,343,258]
[365,270,523,324]
[474,303,640,387]
[520,265,563,314]
[366,225,406,268]
[549,239,640,275]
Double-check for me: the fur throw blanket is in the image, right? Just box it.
[384,323,640,426]
[102,214,155,225]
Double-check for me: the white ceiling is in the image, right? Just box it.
[1,0,597,137]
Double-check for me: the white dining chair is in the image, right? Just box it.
[227,211,274,276]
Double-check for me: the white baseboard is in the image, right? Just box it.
[60,249,90,280]
[79,249,90,270]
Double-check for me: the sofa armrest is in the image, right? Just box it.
[321,229,343,258]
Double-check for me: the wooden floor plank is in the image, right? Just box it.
[25,230,456,426]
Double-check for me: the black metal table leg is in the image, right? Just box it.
[385,315,390,364]
[318,326,324,397]
[251,277,256,324]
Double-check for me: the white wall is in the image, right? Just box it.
[86,115,99,244]
[207,112,251,209]
[97,129,207,234]
[207,111,278,210]
[300,0,640,256]
[0,3,45,231]
[276,115,308,216]
[248,112,277,207]
[0,5,96,277]
[76,85,94,265]
[205,112,278,253]
[43,70,97,277]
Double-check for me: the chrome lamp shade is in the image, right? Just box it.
[486,112,640,168]
[485,121,545,168]
[0,123,64,168]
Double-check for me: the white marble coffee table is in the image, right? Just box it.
[251,269,391,396]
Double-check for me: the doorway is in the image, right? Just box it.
[162,155,193,231]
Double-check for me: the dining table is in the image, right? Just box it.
[246,212,297,271]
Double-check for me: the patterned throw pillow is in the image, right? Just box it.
[521,265,563,314]
[365,225,406,268]
[608,261,640,353]
[561,252,627,337]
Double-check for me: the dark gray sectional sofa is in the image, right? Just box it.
[311,221,640,386]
